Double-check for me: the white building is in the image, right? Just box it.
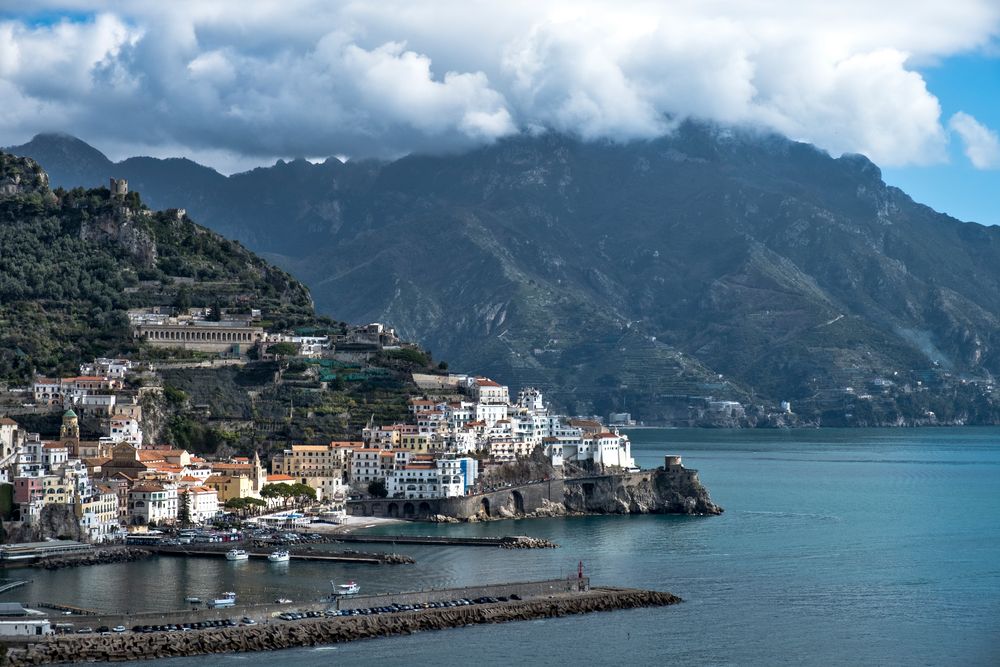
[0,619,52,637]
[350,449,396,484]
[80,358,135,379]
[129,483,178,525]
[179,486,218,524]
[471,378,510,405]
[107,414,143,448]
[592,432,636,469]
[474,402,508,427]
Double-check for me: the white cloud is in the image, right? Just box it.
[0,1,998,171]
[949,111,1000,169]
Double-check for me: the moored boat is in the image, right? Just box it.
[208,592,237,608]
[184,596,202,604]
[332,580,360,596]
[267,550,290,562]
[225,548,249,561]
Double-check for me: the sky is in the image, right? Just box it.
[0,1,998,224]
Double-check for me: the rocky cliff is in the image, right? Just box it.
[563,466,723,516]
[3,504,83,543]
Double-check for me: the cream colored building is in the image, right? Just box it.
[79,488,120,542]
[135,321,264,353]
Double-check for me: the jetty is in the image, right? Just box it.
[0,578,681,666]
[0,579,30,594]
[149,545,412,564]
[329,534,558,548]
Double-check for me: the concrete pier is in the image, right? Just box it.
[150,545,413,564]
[329,534,558,548]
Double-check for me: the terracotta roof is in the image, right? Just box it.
[179,475,199,482]
[267,474,296,482]
[130,483,165,493]
[204,475,229,484]
[137,451,165,462]
[151,463,183,473]
[110,414,133,421]
[476,378,501,387]
[42,442,67,450]
[68,376,108,382]
[0,417,18,426]
[211,463,252,472]
[84,457,112,467]
[595,432,620,439]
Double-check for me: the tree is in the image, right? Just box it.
[208,299,223,322]
[173,285,192,311]
[177,495,192,527]
[288,483,317,506]
[268,342,298,358]
[261,482,294,507]
[368,480,388,498]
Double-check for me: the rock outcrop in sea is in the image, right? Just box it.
[563,464,723,516]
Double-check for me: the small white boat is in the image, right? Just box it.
[274,598,293,604]
[267,550,290,563]
[208,592,237,608]
[332,580,360,596]
[225,548,249,561]
[184,596,202,604]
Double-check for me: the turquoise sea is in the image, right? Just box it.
[16,428,999,666]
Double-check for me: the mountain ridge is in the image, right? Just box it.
[10,126,1000,425]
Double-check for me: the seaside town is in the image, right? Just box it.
[0,304,638,547]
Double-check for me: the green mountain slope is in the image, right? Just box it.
[0,151,313,381]
[11,126,1000,424]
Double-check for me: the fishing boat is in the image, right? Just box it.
[225,548,249,561]
[331,580,360,596]
[274,598,293,604]
[208,592,237,608]
[267,550,290,563]
[184,596,202,604]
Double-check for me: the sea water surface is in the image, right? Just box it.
[13,428,1000,666]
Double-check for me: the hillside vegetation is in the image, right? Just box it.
[12,126,1000,424]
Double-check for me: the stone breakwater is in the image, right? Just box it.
[5,588,680,666]
[36,548,151,570]
[498,536,558,549]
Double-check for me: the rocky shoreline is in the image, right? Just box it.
[4,588,679,665]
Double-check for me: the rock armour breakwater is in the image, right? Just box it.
[5,588,680,666]
[36,548,151,571]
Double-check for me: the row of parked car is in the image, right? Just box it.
[121,618,259,633]
[278,594,521,622]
